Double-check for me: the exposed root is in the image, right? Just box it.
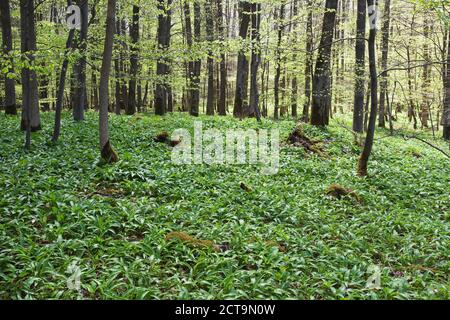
[154,131,181,147]
[326,184,363,203]
[240,182,252,192]
[154,131,169,143]
[101,140,119,163]
[287,125,324,155]
[357,156,368,177]
[165,231,227,252]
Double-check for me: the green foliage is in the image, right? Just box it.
[0,112,448,299]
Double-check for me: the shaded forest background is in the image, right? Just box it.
[1,0,449,135]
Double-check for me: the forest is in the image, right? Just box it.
[0,0,449,300]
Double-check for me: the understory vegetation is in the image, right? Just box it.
[0,112,448,300]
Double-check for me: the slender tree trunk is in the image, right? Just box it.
[249,2,262,121]
[274,3,285,120]
[420,15,431,128]
[20,0,41,138]
[353,0,366,133]
[183,1,194,114]
[217,0,227,116]
[128,4,140,115]
[154,0,173,116]
[99,0,118,162]
[190,2,201,116]
[92,71,99,109]
[443,25,450,140]
[290,0,299,118]
[233,1,251,118]
[73,0,88,121]
[205,0,215,115]
[0,0,17,115]
[378,0,390,128]
[310,0,338,127]
[302,3,313,122]
[358,0,378,177]
[114,16,121,115]
[52,25,75,143]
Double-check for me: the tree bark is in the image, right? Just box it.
[443,25,450,140]
[302,3,313,122]
[0,0,17,115]
[358,0,378,177]
[190,2,201,116]
[73,0,88,121]
[249,2,262,121]
[378,0,390,128]
[273,3,285,120]
[154,0,172,116]
[353,0,366,133]
[310,0,338,127]
[52,26,75,143]
[99,0,118,162]
[20,0,41,138]
[233,1,251,118]
[127,4,140,115]
[216,0,227,116]
[205,0,215,115]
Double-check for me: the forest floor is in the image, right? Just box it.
[0,111,449,299]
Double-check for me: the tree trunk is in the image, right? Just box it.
[443,25,450,140]
[290,0,299,119]
[353,0,366,133]
[73,0,88,121]
[114,16,121,115]
[205,0,215,115]
[20,0,41,137]
[358,0,378,177]
[52,25,75,143]
[310,0,338,127]
[183,1,194,114]
[99,0,118,163]
[420,15,431,128]
[274,4,285,120]
[233,1,251,118]
[127,4,140,115]
[302,3,313,122]
[249,2,262,121]
[0,0,17,115]
[378,0,390,128]
[216,0,227,116]
[154,0,173,116]
[190,2,201,116]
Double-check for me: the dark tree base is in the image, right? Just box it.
[20,119,41,132]
[5,104,17,115]
[101,140,119,163]
[357,156,368,177]
[444,126,450,141]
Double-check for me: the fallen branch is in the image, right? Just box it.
[402,134,450,158]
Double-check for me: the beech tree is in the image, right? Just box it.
[353,0,366,133]
[310,0,338,127]
[233,1,251,118]
[72,0,88,121]
[154,0,173,116]
[358,0,378,176]
[99,0,118,162]
[128,4,140,115]
[0,0,17,115]
[20,0,41,148]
